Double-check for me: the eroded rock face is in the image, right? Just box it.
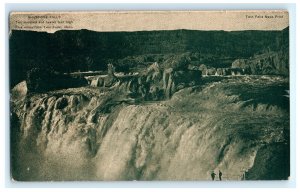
[11,81,28,100]
[199,65,248,76]
[232,59,248,69]
[89,64,119,88]
[231,51,289,76]
[104,64,119,87]
[206,68,216,76]
[216,68,224,76]
[163,68,175,99]
[90,63,202,101]
[246,143,289,180]
[90,77,104,87]
[162,68,201,99]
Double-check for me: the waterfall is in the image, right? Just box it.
[11,76,289,181]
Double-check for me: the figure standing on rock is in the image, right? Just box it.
[219,170,223,181]
[211,171,216,181]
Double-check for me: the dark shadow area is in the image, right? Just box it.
[246,143,290,180]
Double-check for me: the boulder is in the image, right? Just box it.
[206,68,216,75]
[232,59,248,69]
[199,64,208,76]
[216,68,224,76]
[90,77,104,87]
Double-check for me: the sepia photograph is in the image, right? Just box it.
[9,10,290,181]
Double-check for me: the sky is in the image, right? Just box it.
[10,10,289,33]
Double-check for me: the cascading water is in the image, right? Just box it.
[10,75,289,181]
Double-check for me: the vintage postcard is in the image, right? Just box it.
[9,10,289,181]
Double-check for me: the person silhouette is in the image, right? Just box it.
[211,171,216,181]
[219,170,223,181]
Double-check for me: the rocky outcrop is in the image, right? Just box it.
[231,51,289,76]
[232,59,248,69]
[246,143,289,180]
[89,64,120,88]
[89,62,201,101]
[199,65,247,76]
[163,68,176,99]
[103,64,119,87]
[122,64,201,100]
[206,68,216,76]
[163,69,201,98]
[90,77,104,87]
[11,81,28,100]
